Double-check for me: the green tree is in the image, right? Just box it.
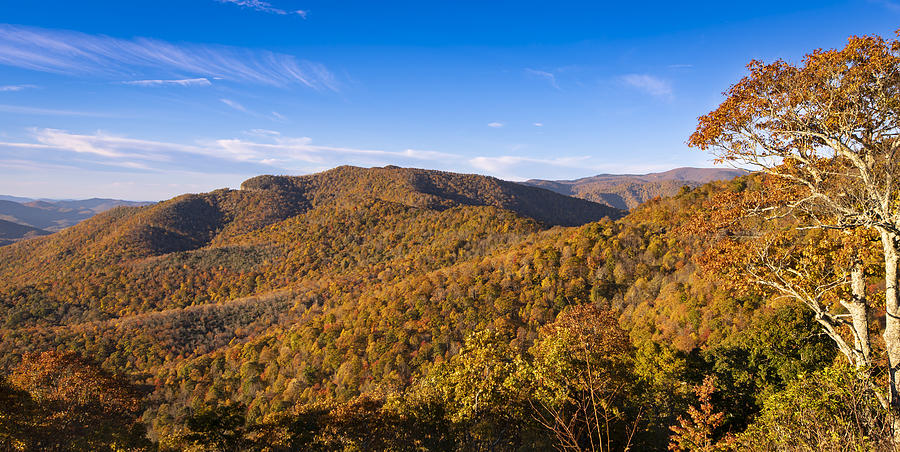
[408,329,534,451]
[737,363,892,451]
[525,304,639,452]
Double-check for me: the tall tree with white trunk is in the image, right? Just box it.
[689,31,900,436]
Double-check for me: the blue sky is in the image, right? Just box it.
[0,0,897,199]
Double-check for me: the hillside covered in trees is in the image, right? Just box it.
[0,162,868,451]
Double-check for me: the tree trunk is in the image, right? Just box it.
[879,229,900,439]
[841,262,891,410]
[841,263,872,369]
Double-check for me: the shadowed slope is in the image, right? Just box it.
[0,198,152,232]
[0,219,50,246]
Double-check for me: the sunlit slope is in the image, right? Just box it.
[241,165,623,226]
[0,167,773,443]
[4,165,620,328]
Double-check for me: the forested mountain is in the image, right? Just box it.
[0,219,50,246]
[0,197,152,233]
[0,166,621,329]
[523,167,747,209]
[0,195,35,203]
[240,165,624,226]
[0,164,851,450]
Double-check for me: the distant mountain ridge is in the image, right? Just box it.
[0,197,153,233]
[0,195,36,203]
[0,219,50,246]
[522,167,747,209]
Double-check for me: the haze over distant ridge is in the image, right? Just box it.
[522,167,747,210]
[0,197,154,245]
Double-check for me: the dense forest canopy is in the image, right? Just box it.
[0,165,849,450]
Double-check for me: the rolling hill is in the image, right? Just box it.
[0,165,622,323]
[0,197,153,232]
[522,167,747,209]
[0,219,50,246]
[240,165,624,226]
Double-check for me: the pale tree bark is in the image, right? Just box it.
[880,229,900,433]
[841,263,872,370]
[751,248,870,371]
[839,261,890,412]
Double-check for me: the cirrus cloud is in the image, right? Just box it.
[121,78,212,87]
[525,68,560,90]
[216,0,308,17]
[0,84,37,92]
[0,24,336,90]
[0,128,461,176]
[621,74,673,100]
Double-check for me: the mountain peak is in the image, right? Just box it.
[243,165,622,227]
[522,167,747,209]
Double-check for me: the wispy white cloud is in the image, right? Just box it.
[217,0,307,17]
[400,149,459,160]
[869,0,900,11]
[469,155,590,175]
[206,136,460,166]
[24,128,189,160]
[621,74,673,100]
[220,98,249,113]
[0,128,461,174]
[246,129,282,137]
[0,24,336,90]
[533,122,543,127]
[121,78,211,87]
[0,104,120,117]
[0,84,37,92]
[525,68,560,90]
[487,122,504,128]
[219,100,289,122]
